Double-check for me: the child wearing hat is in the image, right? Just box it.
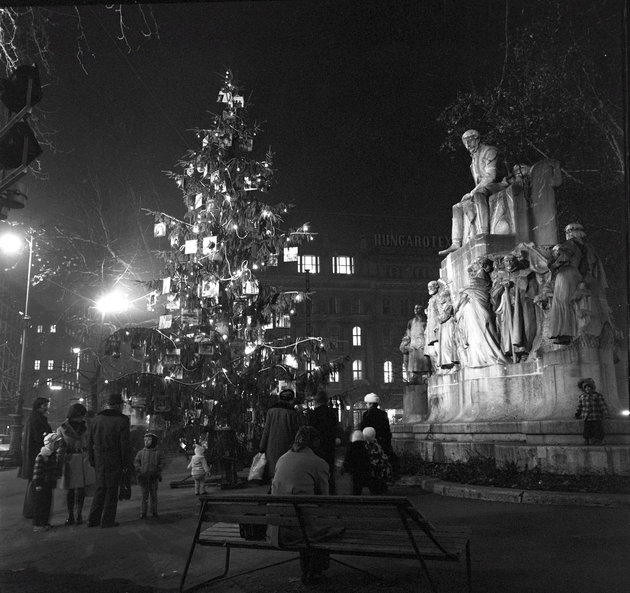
[575,378,610,445]
[134,432,164,518]
[187,444,211,495]
[341,430,371,495]
[363,427,393,494]
[32,432,63,532]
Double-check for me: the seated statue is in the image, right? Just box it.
[439,130,505,256]
[454,257,509,367]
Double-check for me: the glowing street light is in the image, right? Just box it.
[95,290,130,316]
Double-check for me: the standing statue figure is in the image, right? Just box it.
[439,130,504,255]
[489,164,529,236]
[400,304,431,383]
[455,257,509,367]
[436,288,459,370]
[491,254,539,361]
[547,223,612,343]
[424,281,441,370]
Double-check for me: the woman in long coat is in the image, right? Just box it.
[17,397,52,518]
[57,403,95,525]
[258,388,303,482]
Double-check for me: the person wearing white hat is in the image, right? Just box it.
[360,393,397,474]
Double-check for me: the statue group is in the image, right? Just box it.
[403,129,617,376]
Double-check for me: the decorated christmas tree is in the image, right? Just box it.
[106,71,344,462]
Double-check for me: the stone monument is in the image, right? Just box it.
[395,132,629,476]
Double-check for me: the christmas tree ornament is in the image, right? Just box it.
[162,277,172,294]
[184,239,198,254]
[154,222,167,237]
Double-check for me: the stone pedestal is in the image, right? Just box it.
[403,384,428,422]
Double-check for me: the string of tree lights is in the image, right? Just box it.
[105,71,346,443]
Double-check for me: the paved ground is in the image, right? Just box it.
[1,453,629,593]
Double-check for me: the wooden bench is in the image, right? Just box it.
[180,494,471,593]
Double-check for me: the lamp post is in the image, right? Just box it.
[90,289,130,411]
[0,230,34,463]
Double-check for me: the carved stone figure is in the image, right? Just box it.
[455,257,509,367]
[491,254,539,361]
[547,243,583,344]
[436,288,459,370]
[489,164,528,235]
[439,130,504,255]
[547,223,612,343]
[529,159,562,246]
[425,281,441,346]
[400,304,431,383]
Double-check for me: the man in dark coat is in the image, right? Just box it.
[306,390,340,494]
[18,397,52,518]
[259,388,303,483]
[87,392,132,528]
[360,392,397,473]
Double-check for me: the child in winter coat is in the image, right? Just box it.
[32,432,63,532]
[575,378,610,445]
[362,427,393,494]
[187,444,210,495]
[134,432,164,518]
[342,430,371,495]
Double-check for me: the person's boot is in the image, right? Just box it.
[438,240,462,256]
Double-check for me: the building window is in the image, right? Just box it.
[352,359,363,380]
[332,256,354,274]
[329,370,340,383]
[382,297,392,315]
[50,324,56,333]
[352,326,362,346]
[47,360,54,371]
[351,299,364,314]
[34,360,40,370]
[37,325,43,333]
[46,378,52,387]
[381,328,391,347]
[298,255,320,273]
[383,361,393,383]
[328,297,341,314]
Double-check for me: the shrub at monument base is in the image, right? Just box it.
[397,452,630,494]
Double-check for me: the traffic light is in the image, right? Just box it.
[1,65,42,113]
[0,64,43,217]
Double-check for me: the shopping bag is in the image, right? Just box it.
[247,452,267,481]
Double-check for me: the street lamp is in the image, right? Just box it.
[0,229,34,462]
[87,289,130,411]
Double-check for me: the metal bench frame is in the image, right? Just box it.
[180,494,471,593]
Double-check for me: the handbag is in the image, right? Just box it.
[119,469,132,501]
[247,452,267,482]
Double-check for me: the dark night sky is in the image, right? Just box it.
[4,0,626,253]
[13,0,523,234]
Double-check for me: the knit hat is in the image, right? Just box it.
[351,430,365,443]
[364,393,380,404]
[144,432,158,448]
[194,444,205,456]
[362,427,377,441]
[279,388,295,401]
[44,432,61,447]
[578,378,596,390]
